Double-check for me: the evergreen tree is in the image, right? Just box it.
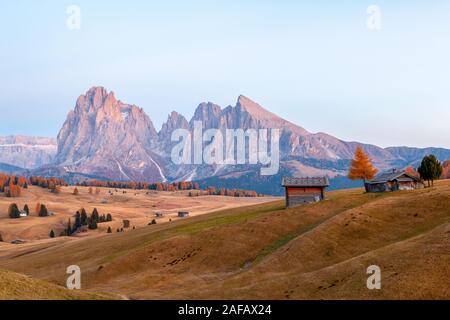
[80,208,88,225]
[39,204,49,217]
[74,211,81,230]
[23,204,30,215]
[107,226,112,233]
[49,229,55,238]
[418,155,443,187]
[92,208,99,223]
[8,203,20,219]
[106,213,112,222]
[88,219,98,230]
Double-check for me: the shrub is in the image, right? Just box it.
[49,230,55,238]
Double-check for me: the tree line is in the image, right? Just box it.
[77,179,201,191]
[53,208,113,238]
[0,173,68,198]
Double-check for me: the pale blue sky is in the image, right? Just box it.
[1,1,450,148]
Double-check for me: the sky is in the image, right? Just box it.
[1,0,450,148]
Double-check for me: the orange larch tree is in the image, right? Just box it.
[348,146,378,191]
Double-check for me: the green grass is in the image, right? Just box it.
[101,201,285,264]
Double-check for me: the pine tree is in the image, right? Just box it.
[39,204,49,217]
[348,146,378,191]
[92,208,99,223]
[49,230,55,238]
[107,226,112,233]
[88,219,98,230]
[23,204,30,215]
[8,203,20,219]
[418,155,443,187]
[80,208,88,225]
[106,213,112,222]
[74,211,81,230]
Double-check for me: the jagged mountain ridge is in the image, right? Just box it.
[4,86,450,193]
[0,136,56,169]
[55,87,165,182]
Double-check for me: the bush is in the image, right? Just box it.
[49,230,55,238]
[107,226,112,233]
[23,204,29,215]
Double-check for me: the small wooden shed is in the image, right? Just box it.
[282,177,330,208]
[178,211,189,218]
[366,170,424,192]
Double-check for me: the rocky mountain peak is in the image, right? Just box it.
[54,87,163,182]
[160,111,189,137]
[190,102,222,128]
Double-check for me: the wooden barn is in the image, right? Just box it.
[366,170,424,193]
[178,211,189,218]
[282,177,330,208]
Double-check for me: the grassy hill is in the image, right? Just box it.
[0,180,449,299]
[0,269,118,300]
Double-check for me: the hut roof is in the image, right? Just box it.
[367,170,421,184]
[282,177,330,187]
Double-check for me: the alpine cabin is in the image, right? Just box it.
[366,170,424,193]
[282,177,330,208]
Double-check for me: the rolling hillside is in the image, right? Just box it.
[0,269,118,300]
[0,180,449,299]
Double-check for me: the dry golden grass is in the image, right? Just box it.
[0,181,449,300]
[0,185,278,241]
[0,269,119,300]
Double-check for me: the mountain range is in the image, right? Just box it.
[2,86,450,195]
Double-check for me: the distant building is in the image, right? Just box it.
[178,211,189,218]
[282,177,330,208]
[366,170,424,193]
[19,210,28,218]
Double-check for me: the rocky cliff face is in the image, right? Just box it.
[0,136,56,169]
[55,87,165,182]
[12,86,450,193]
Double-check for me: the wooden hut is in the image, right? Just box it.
[282,177,330,208]
[366,170,423,192]
[178,211,189,218]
